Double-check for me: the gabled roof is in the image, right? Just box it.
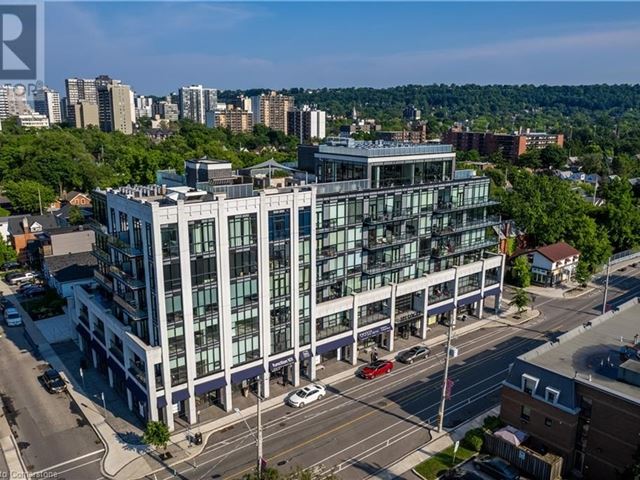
[535,242,580,262]
[6,215,59,236]
[44,251,97,283]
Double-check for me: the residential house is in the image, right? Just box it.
[50,191,92,211]
[514,242,580,286]
[27,225,95,270]
[42,251,96,298]
[7,215,59,262]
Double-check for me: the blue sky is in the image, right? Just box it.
[45,2,640,95]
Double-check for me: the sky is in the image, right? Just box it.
[44,1,640,95]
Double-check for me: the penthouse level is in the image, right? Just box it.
[71,140,504,431]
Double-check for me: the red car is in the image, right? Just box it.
[360,360,393,379]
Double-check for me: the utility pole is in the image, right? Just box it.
[437,312,455,432]
[37,187,43,215]
[602,257,611,315]
[256,380,263,479]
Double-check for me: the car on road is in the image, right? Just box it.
[287,383,326,407]
[398,345,430,364]
[360,359,393,379]
[1,261,21,271]
[4,307,23,326]
[473,455,522,480]
[5,271,36,286]
[41,369,67,394]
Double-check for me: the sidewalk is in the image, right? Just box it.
[365,406,500,480]
[0,396,28,478]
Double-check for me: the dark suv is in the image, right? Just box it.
[398,345,430,364]
[474,455,521,480]
[42,369,67,394]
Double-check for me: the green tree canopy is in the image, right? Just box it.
[512,256,531,288]
[142,421,170,452]
[3,180,56,214]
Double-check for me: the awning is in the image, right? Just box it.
[457,293,482,307]
[316,335,353,355]
[230,363,265,384]
[76,323,91,340]
[299,349,313,360]
[194,376,227,396]
[126,377,147,403]
[157,396,168,409]
[171,388,190,404]
[269,355,296,371]
[427,301,455,317]
[484,286,501,298]
[358,324,392,341]
[107,356,125,378]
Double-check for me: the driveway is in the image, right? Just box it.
[0,288,103,475]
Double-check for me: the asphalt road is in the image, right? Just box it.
[157,265,640,480]
[0,286,104,480]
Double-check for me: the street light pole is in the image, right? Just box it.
[256,380,263,479]
[602,257,611,315]
[437,312,455,433]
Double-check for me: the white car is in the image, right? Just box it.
[287,384,326,408]
[4,307,22,326]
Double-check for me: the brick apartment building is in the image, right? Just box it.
[500,300,640,479]
[443,127,564,162]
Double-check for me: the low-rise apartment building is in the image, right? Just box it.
[71,138,504,430]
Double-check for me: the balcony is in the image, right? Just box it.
[317,246,338,260]
[93,329,105,345]
[363,233,417,250]
[431,239,498,259]
[93,269,113,291]
[363,254,415,275]
[432,215,501,236]
[128,362,147,386]
[364,208,416,225]
[317,270,338,286]
[78,313,90,327]
[109,344,124,364]
[113,294,148,320]
[317,216,364,233]
[110,265,145,289]
[435,200,499,214]
[108,231,143,257]
[91,243,111,263]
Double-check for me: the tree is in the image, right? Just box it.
[574,261,591,287]
[0,237,17,264]
[540,144,567,170]
[603,179,640,251]
[513,288,530,314]
[512,256,531,288]
[68,205,85,225]
[2,180,56,214]
[142,421,171,457]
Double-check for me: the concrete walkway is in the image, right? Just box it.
[365,405,500,480]
[0,396,28,477]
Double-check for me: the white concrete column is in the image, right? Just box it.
[262,372,270,399]
[92,349,98,369]
[421,285,429,340]
[350,296,358,365]
[476,297,484,319]
[309,356,317,381]
[291,190,301,388]
[222,385,232,413]
[388,284,396,352]
[127,389,133,411]
[107,367,114,388]
[257,193,271,398]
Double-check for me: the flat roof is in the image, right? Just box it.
[523,301,640,404]
[318,138,453,158]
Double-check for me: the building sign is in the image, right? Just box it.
[269,355,295,371]
[299,349,312,360]
[358,324,392,341]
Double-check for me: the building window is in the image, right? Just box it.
[520,405,531,421]
[299,207,311,237]
[545,417,553,427]
[545,387,560,404]
[268,210,290,242]
[521,374,539,395]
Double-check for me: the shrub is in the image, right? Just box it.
[462,427,484,452]
[483,415,505,432]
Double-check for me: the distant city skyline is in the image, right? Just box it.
[45,2,640,95]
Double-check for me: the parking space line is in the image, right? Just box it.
[33,448,104,474]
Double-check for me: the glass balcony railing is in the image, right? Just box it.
[129,363,147,386]
[363,254,415,275]
[363,233,417,250]
[109,344,124,364]
[364,208,417,225]
[110,265,145,289]
[431,239,498,258]
[432,215,501,236]
[435,199,499,213]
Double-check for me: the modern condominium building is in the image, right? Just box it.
[179,85,217,124]
[251,91,294,134]
[72,138,504,430]
[288,105,326,142]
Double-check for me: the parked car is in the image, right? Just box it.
[4,307,22,326]
[42,369,67,394]
[360,360,394,379]
[5,271,36,286]
[0,297,11,313]
[442,468,485,480]
[398,345,430,364]
[1,261,21,271]
[17,282,37,295]
[287,383,326,408]
[473,455,521,480]
[21,285,46,297]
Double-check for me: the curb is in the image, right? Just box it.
[411,468,428,480]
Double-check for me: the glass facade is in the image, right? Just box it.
[298,207,312,346]
[269,210,292,354]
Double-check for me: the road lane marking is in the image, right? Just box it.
[55,457,102,475]
[30,449,104,474]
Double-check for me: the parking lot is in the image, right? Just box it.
[0,283,103,474]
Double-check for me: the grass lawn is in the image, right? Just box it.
[414,444,477,480]
[21,291,66,320]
